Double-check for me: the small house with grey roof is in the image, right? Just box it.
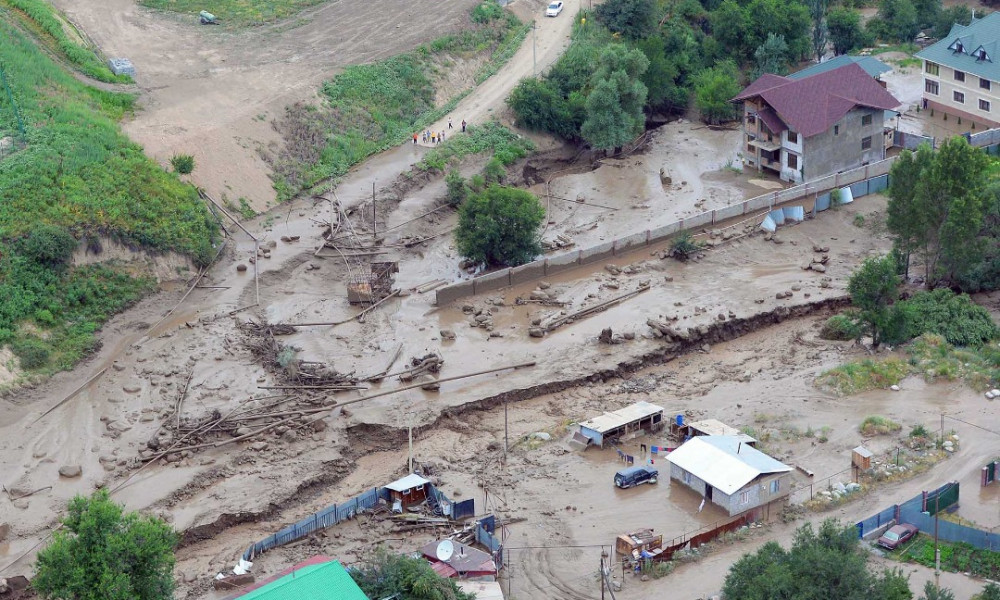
[666,435,792,516]
[732,62,901,183]
[916,12,1000,128]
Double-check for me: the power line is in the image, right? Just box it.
[943,414,1000,439]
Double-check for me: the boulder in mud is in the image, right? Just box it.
[58,465,82,478]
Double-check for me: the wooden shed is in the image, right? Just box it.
[852,446,873,471]
[385,473,430,508]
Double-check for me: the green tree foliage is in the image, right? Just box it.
[594,0,657,38]
[455,186,545,266]
[723,520,913,600]
[507,78,577,138]
[809,0,828,61]
[869,0,919,43]
[933,5,971,39]
[896,289,999,346]
[753,33,790,78]
[710,0,750,61]
[445,169,469,206]
[694,60,741,124]
[16,225,78,268]
[581,44,650,151]
[350,547,475,600]
[34,490,177,600]
[636,35,690,113]
[169,154,195,175]
[911,0,941,30]
[710,0,811,63]
[974,582,1000,600]
[848,255,902,348]
[921,582,956,600]
[887,138,992,288]
[828,7,867,55]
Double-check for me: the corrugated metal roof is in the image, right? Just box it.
[385,473,430,492]
[233,559,368,600]
[687,419,754,441]
[666,436,791,495]
[788,55,892,80]
[579,401,664,434]
[916,13,1000,84]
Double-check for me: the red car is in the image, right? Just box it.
[878,524,918,549]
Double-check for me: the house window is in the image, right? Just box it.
[683,471,692,485]
[787,153,798,169]
[747,114,756,125]
[981,78,992,91]
[861,136,872,150]
[738,490,751,504]
[981,99,991,112]
[834,124,840,135]
[770,480,780,494]
[925,79,939,95]
[925,61,939,75]
[861,114,872,126]
[954,91,965,104]
[955,70,966,82]
[787,131,798,144]
[747,144,755,153]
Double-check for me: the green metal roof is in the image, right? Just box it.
[915,12,1000,83]
[237,561,369,600]
[788,55,892,80]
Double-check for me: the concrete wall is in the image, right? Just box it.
[923,61,1000,128]
[435,158,897,305]
[720,472,792,516]
[670,464,710,498]
[803,107,884,180]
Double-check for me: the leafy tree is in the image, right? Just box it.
[594,0,657,38]
[16,224,78,268]
[581,45,649,151]
[911,0,941,29]
[887,143,934,278]
[445,169,468,206]
[848,255,901,348]
[507,78,577,139]
[33,490,178,600]
[710,0,750,60]
[869,0,919,43]
[350,547,475,600]
[745,0,812,61]
[809,0,828,60]
[828,7,867,55]
[933,5,971,39]
[896,289,999,346]
[974,582,1000,600]
[483,157,506,185]
[921,582,956,600]
[636,35,689,114]
[455,185,545,267]
[694,60,741,124]
[753,33,790,78]
[723,520,913,600]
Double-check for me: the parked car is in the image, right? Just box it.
[614,466,658,489]
[546,1,564,16]
[877,523,918,550]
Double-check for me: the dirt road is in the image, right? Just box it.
[50,0,482,210]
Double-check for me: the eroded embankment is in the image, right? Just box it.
[180,295,850,549]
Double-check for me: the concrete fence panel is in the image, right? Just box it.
[615,231,650,255]
[649,222,681,243]
[544,251,582,277]
[849,180,869,199]
[685,212,713,230]
[714,204,744,222]
[745,195,773,212]
[473,269,512,295]
[579,240,616,265]
[436,280,475,306]
[510,260,546,286]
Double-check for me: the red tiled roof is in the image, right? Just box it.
[731,63,900,138]
[756,108,786,135]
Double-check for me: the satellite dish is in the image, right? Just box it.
[436,540,455,562]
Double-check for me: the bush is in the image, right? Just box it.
[16,225,78,267]
[909,424,931,438]
[669,232,704,261]
[817,358,909,395]
[445,170,469,207]
[820,314,863,341]
[507,78,578,139]
[472,0,505,23]
[896,289,999,347]
[169,154,195,174]
[859,415,902,435]
[12,338,50,370]
[455,185,545,267]
[483,157,506,184]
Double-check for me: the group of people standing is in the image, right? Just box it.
[412,117,468,145]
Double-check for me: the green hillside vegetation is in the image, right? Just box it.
[139,0,325,26]
[1,0,130,83]
[265,1,530,200]
[0,20,217,376]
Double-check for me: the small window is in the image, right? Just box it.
[682,471,692,484]
[981,78,992,91]
[861,114,873,126]
[739,490,751,504]
[787,153,798,169]
[955,70,966,82]
[925,79,939,95]
[747,114,756,125]
[834,124,840,136]
[770,480,780,494]
[861,136,872,150]
[981,99,991,112]
[747,144,754,153]
[925,61,939,75]
[954,91,965,104]
[787,131,798,144]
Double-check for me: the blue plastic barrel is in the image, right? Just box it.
[675,414,683,426]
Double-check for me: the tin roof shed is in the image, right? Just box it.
[579,401,664,434]
[385,473,430,492]
[666,435,791,495]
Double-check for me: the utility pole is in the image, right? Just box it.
[504,398,509,458]
[532,20,537,77]
[408,423,413,472]
[600,550,606,600]
[372,181,377,242]
[934,492,941,591]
